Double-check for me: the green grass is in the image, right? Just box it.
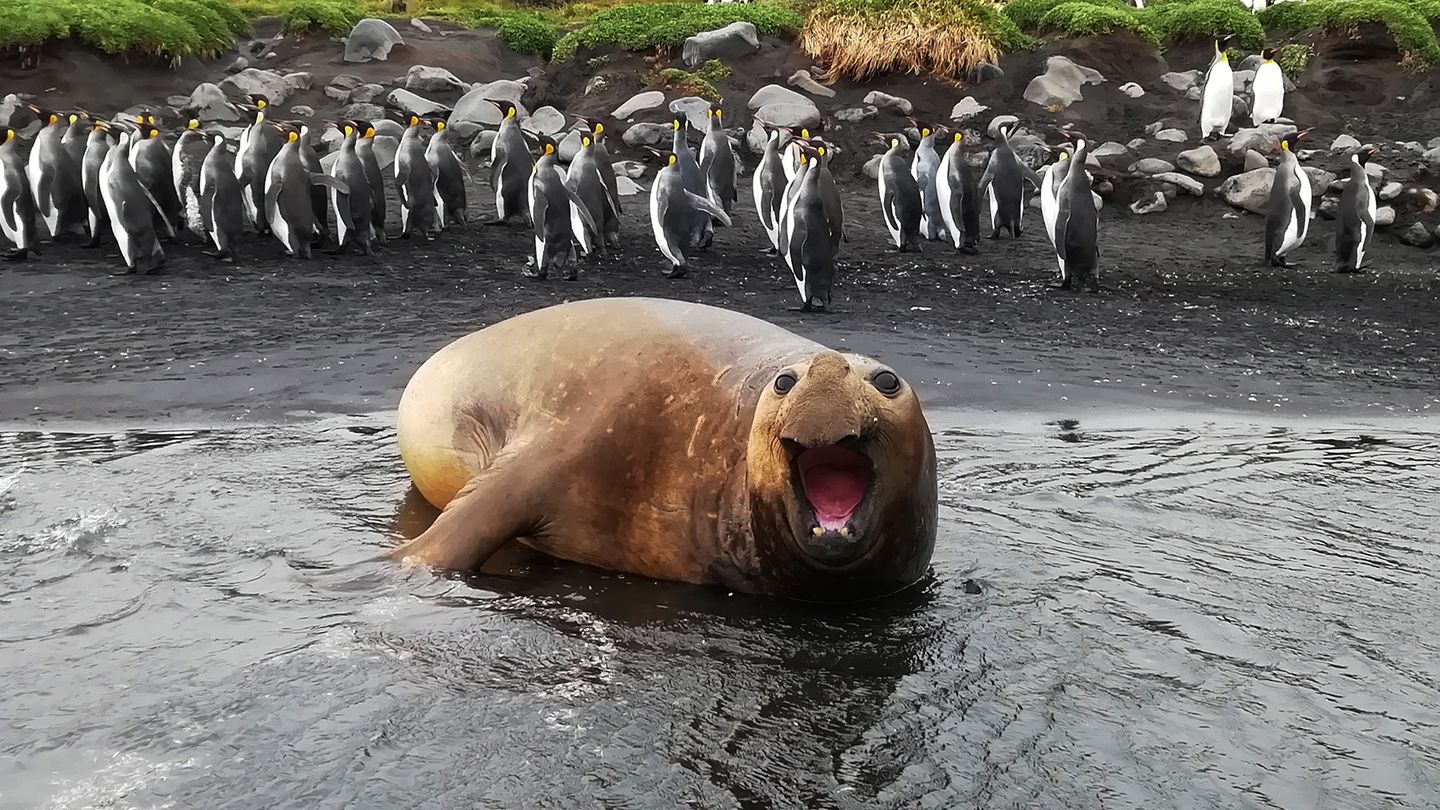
[1003,0,1129,31]
[0,0,251,57]
[1038,1,1157,45]
[277,0,364,34]
[1259,0,1440,65]
[412,1,560,53]
[694,57,731,81]
[1141,0,1264,48]
[551,1,804,61]
[646,58,731,97]
[1275,41,1311,75]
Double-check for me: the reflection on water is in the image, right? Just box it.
[1,416,1437,809]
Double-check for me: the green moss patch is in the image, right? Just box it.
[646,59,731,98]
[552,2,803,62]
[0,0,251,57]
[1274,41,1311,75]
[1259,0,1440,65]
[1142,0,1264,49]
[276,0,365,35]
[1038,1,1157,46]
[413,2,560,53]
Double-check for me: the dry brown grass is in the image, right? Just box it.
[799,0,1029,82]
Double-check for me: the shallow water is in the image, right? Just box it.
[2,413,1437,810]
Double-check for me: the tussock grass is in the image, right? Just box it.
[409,0,560,52]
[551,2,803,61]
[1259,0,1440,65]
[1039,1,1158,45]
[1275,41,1311,75]
[276,0,366,34]
[0,0,251,57]
[1142,0,1264,48]
[646,58,731,98]
[801,0,1033,82]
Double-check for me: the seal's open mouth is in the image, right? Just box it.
[795,444,872,532]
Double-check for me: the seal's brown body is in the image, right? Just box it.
[394,297,937,601]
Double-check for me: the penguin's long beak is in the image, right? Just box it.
[1293,127,1315,141]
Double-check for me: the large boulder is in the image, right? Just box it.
[220,68,291,106]
[525,105,567,135]
[405,65,468,93]
[754,102,820,130]
[188,82,240,121]
[864,91,912,116]
[1218,167,1274,214]
[748,84,811,110]
[387,88,449,117]
[451,80,528,126]
[1161,70,1202,92]
[612,90,665,119]
[787,69,835,98]
[835,106,876,123]
[1129,158,1176,175]
[557,130,584,163]
[1131,192,1168,214]
[327,134,401,171]
[1225,124,1296,157]
[1301,167,1335,197]
[1024,55,1105,110]
[350,83,385,103]
[682,21,759,66]
[623,122,672,148]
[340,102,387,122]
[669,96,711,131]
[1178,145,1221,177]
[344,19,405,63]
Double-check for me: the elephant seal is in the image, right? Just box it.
[392,297,938,602]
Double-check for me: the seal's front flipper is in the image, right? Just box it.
[387,465,541,571]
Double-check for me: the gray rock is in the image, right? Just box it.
[1156,128,1187,143]
[613,160,646,179]
[226,57,248,74]
[1092,191,1105,211]
[746,120,768,154]
[1375,206,1395,227]
[188,82,240,122]
[668,96,710,132]
[864,91,912,116]
[835,106,876,123]
[368,135,398,171]
[950,96,988,124]
[340,102,387,122]
[1185,86,1203,102]
[166,94,190,108]
[324,86,351,103]
[470,130,497,159]
[1399,221,1432,247]
[623,122,672,148]
[411,17,432,33]
[748,84,811,110]
[344,19,405,63]
[291,105,315,117]
[683,21,759,66]
[0,94,27,128]
[615,176,643,197]
[863,154,883,180]
[526,105,567,135]
[1126,138,1147,151]
[1023,55,1104,110]
[1398,141,1423,153]
[969,61,1004,83]
[446,121,481,143]
[1129,158,1176,175]
[1244,149,1268,171]
[406,65,467,93]
[1218,168,1274,214]
[1365,162,1386,181]
[1423,146,1440,172]
[1301,167,1335,197]
[987,115,1019,139]
[220,68,292,106]
[1092,141,1130,159]
[754,102,819,130]
[612,91,665,120]
[1161,70,1202,92]
[1226,124,1296,157]
[787,69,835,98]
[1379,181,1402,201]
[1119,81,1145,99]
[330,74,364,90]
[283,72,313,93]
[1331,133,1361,152]
[1151,172,1205,196]
[350,83,385,103]
[1178,145,1221,177]
[1231,69,1256,92]
[557,130,583,163]
[1231,95,1249,120]
[1297,149,1321,161]
[373,120,404,139]
[1144,121,1164,137]
[1131,191,1168,214]
[583,76,609,97]
[387,88,449,117]
[451,80,528,126]
[1317,196,1340,219]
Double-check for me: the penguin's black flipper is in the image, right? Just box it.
[683,191,731,228]
[263,175,283,232]
[1021,163,1045,192]
[309,173,348,195]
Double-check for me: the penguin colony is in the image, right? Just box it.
[0,42,1383,304]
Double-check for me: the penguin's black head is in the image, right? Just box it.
[534,133,558,157]
[672,115,688,132]
[248,94,269,109]
[486,99,518,119]
[1262,47,1277,61]
[2,127,14,144]
[27,105,60,126]
[1356,144,1380,164]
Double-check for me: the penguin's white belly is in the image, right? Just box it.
[332,187,349,243]
[571,201,591,254]
[937,157,960,249]
[26,156,59,235]
[986,185,998,231]
[1040,167,1059,247]
[1294,165,1312,244]
[1358,188,1377,267]
[99,179,133,267]
[1200,64,1234,135]
[1252,64,1285,124]
[878,171,901,247]
[649,180,681,266]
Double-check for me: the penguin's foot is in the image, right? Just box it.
[322,244,349,256]
[2,249,29,262]
[763,246,778,256]
[662,264,688,279]
[959,244,979,255]
[483,218,511,227]
[1269,255,1290,268]
[1059,277,1073,290]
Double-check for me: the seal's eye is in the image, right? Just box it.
[773,372,798,395]
[871,370,902,396]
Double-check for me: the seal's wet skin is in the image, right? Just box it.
[393,297,937,602]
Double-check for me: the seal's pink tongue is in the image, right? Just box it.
[798,446,871,530]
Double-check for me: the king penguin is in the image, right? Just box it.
[81,119,115,248]
[1250,48,1286,126]
[775,137,813,276]
[25,104,87,241]
[877,133,923,252]
[699,103,739,221]
[812,140,847,251]
[129,123,182,240]
[355,123,388,245]
[1263,129,1313,268]
[426,118,467,230]
[977,122,1043,239]
[62,112,91,170]
[753,122,786,254]
[565,129,611,259]
[0,127,41,261]
[487,99,533,226]
[198,132,246,262]
[577,117,622,248]
[1334,144,1379,274]
[782,126,811,182]
[99,126,170,274]
[911,123,946,241]
[171,110,209,236]
[783,142,839,313]
[1200,37,1237,140]
[670,115,711,249]
[235,94,281,235]
[395,113,438,240]
[648,148,733,278]
[264,125,348,259]
[527,134,599,280]
[936,130,981,254]
[1053,138,1099,291]
[325,121,375,256]
[297,123,330,246]
[1040,137,1080,279]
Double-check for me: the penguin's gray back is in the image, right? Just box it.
[1264,151,1300,258]
[699,125,738,214]
[331,135,372,247]
[132,137,179,230]
[1056,146,1098,283]
[879,145,922,248]
[239,124,281,229]
[425,131,467,227]
[82,130,113,231]
[566,144,609,254]
[1335,157,1374,271]
[396,126,436,233]
[200,137,245,253]
[99,136,163,269]
[787,167,836,309]
[28,120,84,236]
[913,135,943,238]
[356,137,387,238]
[591,134,622,217]
[530,153,576,273]
[0,137,38,250]
[265,141,317,256]
[492,118,532,219]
